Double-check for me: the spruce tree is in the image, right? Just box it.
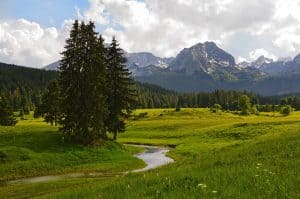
[59,21,108,145]
[106,37,136,140]
[0,95,17,126]
[20,87,31,114]
[59,20,81,142]
[83,22,108,141]
[36,80,61,125]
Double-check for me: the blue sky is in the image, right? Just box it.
[0,0,89,28]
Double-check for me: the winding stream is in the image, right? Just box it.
[8,144,174,185]
[129,144,174,172]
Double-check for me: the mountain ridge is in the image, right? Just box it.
[41,41,300,95]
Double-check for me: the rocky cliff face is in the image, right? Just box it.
[126,52,174,69]
[169,42,235,75]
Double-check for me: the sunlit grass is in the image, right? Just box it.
[0,114,145,182]
[0,108,299,198]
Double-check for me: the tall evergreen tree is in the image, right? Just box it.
[0,94,17,126]
[59,20,108,145]
[106,37,136,140]
[84,23,108,140]
[59,20,81,142]
[35,80,61,126]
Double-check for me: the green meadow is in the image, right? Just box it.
[0,109,299,198]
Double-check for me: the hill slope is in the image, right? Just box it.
[0,62,58,110]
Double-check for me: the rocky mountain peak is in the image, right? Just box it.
[293,54,300,64]
[126,52,174,69]
[251,55,273,68]
[237,61,250,68]
[169,41,235,74]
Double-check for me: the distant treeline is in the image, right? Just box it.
[1,61,300,113]
[135,82,300,111]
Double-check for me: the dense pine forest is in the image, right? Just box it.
[0,62,57,113]
[134,82,300,111]
[1,61,300,115]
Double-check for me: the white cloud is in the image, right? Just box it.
[237,56,248,63]
[79,0,299,60]
[0,18,71,67]
[83,0,109,25]
[249,48,277,61]
[2,0,300,67]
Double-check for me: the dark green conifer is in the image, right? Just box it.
[106,37,136,140]
[59,20,108,144]
[36,80,61,125]
[0,95,17,126]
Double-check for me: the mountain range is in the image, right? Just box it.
[44,41,300,96]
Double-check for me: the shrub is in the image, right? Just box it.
[280,105,292,115]
[239,95,251,115]
[0,151,8,163]
[251,104,259,115]
[175,103,181,111]
[210,104,222,113]
[131,112,148,120]
[138,112,148,118]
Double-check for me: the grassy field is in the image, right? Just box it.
[0,109,299,198]
[0,114,145,182]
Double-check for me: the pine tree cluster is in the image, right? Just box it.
[49,20,135,145]
[0,95,17,126]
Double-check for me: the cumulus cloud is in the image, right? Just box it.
[0,18,71,67]
[81,0,300,60]
[83,0,109,25]
[2,0,300,67]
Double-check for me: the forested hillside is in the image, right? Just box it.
[1,62,300,112]
[0,62,58,112]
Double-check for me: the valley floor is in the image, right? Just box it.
[0,109,299,198]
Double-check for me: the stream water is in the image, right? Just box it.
[8,144,174,185]
[129,144,174,172]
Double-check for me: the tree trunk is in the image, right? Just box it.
[113,131,117,140]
